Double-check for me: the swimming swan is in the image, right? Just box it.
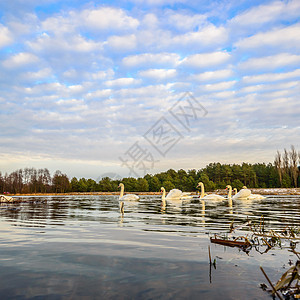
[118,183,140,201]
[232,186,251,200]
[196,182,225,200]
[247,190,266,200]
[160,187,192,200]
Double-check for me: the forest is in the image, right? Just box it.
[1,146,299,194]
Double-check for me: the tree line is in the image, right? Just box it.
[1,146,299,194]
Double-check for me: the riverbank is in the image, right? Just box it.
[9,188,300,196]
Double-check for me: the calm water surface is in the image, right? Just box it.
[0,195,299,299]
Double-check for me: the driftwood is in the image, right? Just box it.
[210,236,251,248]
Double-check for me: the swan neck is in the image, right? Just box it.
[227,186,232,199]
[201,200,205,213]
[200,183,204,198]
[161,188,166,208]
[119,185,124,199]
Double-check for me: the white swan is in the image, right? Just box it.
[234,186,265,200]
[225,185,233,199]
[226,185,233,207]
[161,187,192,200]
[160,187,192,208]
[232,186,251,200]
[0,195,14,203]
[247,192,266,200]
[196,182,225,200]
[233,188,238,195]
[118,183,140,201]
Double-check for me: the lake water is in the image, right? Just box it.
[0,195,299,299]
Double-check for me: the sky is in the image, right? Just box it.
[0,0,299,180]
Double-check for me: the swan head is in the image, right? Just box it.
[242,186,247,189]
[225,185,232,190]
[160,187,165,193]
[196,182,203,188]
[118,183,124,189]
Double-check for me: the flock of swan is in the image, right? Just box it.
[0,183,266,208]
[118,182,266,212]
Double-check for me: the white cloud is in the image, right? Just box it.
[142,13,159,29]
[107,34,137,51]
[123,52,181,67]
[166,11,207,31]
[6,13,38,36]
[80,7,139,31]
[41,15,74,35]
[28,32,102,53]
[0,24,13,48]
[16,82,64,95]
[235,23,300,50]
[171,24,227,47]
[129,0,186,5]
[240,80,299,94]
[239,53,300,71]
[201,80,236,92]
[20,68,53,81]
[181,51,230,68]
[2,52,39,68]
[55,98,88,112]
[114,84,172,102]
[230,0,300,27]
[242,69,300,84]
[191,69,234,82]
[1,1,300,178]
[85,89,112,100]
[91,69,115,80]
[105,78,141,87]
[61,69,114,82]
[139,68,176,80]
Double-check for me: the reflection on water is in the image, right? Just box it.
[0,195,299,299]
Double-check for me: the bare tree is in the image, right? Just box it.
[0,172,3,193]
[289,145,298,187]
[282,148,290,176]
[274,150,282,186]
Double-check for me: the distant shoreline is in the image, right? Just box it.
[9,188,300,196]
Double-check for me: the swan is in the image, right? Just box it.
[160,187,192,209]
[233,188,238,195]
[161,187,192,200]
[118,183,140,201]
[239,186,265,200]
[247,192,266,200]
[0,195,14,203]
[119,201,124,215]
[225,185,233,199]
[225,185,233,207]
[196,182,225,200]
[232,186,251,200]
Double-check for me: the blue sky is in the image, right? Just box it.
[0,0,299,180]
